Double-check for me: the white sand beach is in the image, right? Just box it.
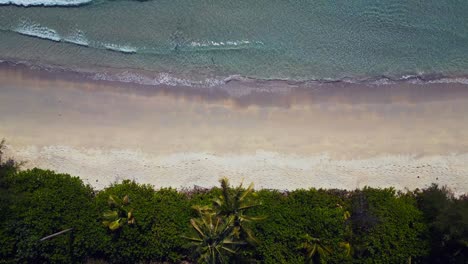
[1,65,468,193]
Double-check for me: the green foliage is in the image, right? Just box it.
[3,168,102,263]
[152,188,192,262]
[0,155,465,264]
[102,195,136,231]
[250,189,351,263]
[185,178,264,263]
[0,139,20,221]
[185,210,244,264]
[298,234,332,264]
[0,139,19,263]
[349,187,429,263]
[94,180,157,263]
[416,184,468,263]
[213,178,265,245]
[95,181,194,263]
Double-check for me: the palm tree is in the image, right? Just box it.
[184,211,246,264]
[213,177,264,244]
[185,178,264,263]
[298,234,332,264]
[102,195,135,231]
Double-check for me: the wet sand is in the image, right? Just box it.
[1,64,468,193]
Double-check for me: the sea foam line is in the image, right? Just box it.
[0,0,92,6]
[15,21,61,42]
[91,71,225,88]
[12,22,142,55]
[187,40,264,50]
[103,43,138,54]
[63,30,90,47]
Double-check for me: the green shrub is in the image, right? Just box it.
[416,184,468,263]
[152,188,192,262]
[0,140,19,263]
[2,158,466,264]
[94,180,158,263]
[94,182,223,263]
[185,178,265,263]
[350,187,429,263]
[0,139,20,222]
[4,169,102,263]
[250,189,351,263]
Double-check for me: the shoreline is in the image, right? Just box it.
[2,60,468,106]
[2,59,468,93]
[1,63,468,193]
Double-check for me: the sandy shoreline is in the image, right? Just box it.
[1,64,468,193]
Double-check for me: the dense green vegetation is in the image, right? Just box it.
[0,141,467,263]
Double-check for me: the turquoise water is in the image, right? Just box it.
[0,0,468,85]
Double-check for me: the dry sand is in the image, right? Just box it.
[1,64,468,193]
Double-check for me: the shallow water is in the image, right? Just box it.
[1,0,468,86]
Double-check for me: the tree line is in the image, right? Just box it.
[0,140,466,263]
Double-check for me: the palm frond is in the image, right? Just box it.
[239,182,254,201]
[102,210,118,219]
[190,219,206,238]
[181,236,203,243]
[108,195,119,206]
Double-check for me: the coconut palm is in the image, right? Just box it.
[184,211,246,264]
[102,195,135,231]
[185,178,264,263]
[213,177,264,244]
[298,234,332,264]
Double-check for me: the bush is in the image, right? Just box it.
[0,140,19,263]
[4,169,102,263]
[152,188,192,262]
[416,184,468,263]
[0,139,20,222]
[94,180,158,263]
[250,189,351,263]
[349,187,429,263]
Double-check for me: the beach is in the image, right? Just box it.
[1,63,467,193]
[1,1,468,263]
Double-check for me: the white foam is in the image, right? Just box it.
[15,21,61,42]
[63,30,89,47]
[92,71,225,88]
[428,77,468,85]
[189,40,263,48]
[371,78,395,85]
[401,74,417,80]
[0,0,91,6]
[103,43,137,54]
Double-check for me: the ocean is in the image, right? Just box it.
[1,0,468,87]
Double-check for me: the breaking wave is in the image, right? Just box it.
[63,30,90,46]
[9,22,264,57]
[15,21,61,42]
[103,43,138,54]
[11,21,141,54]
[4,22,468,89]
